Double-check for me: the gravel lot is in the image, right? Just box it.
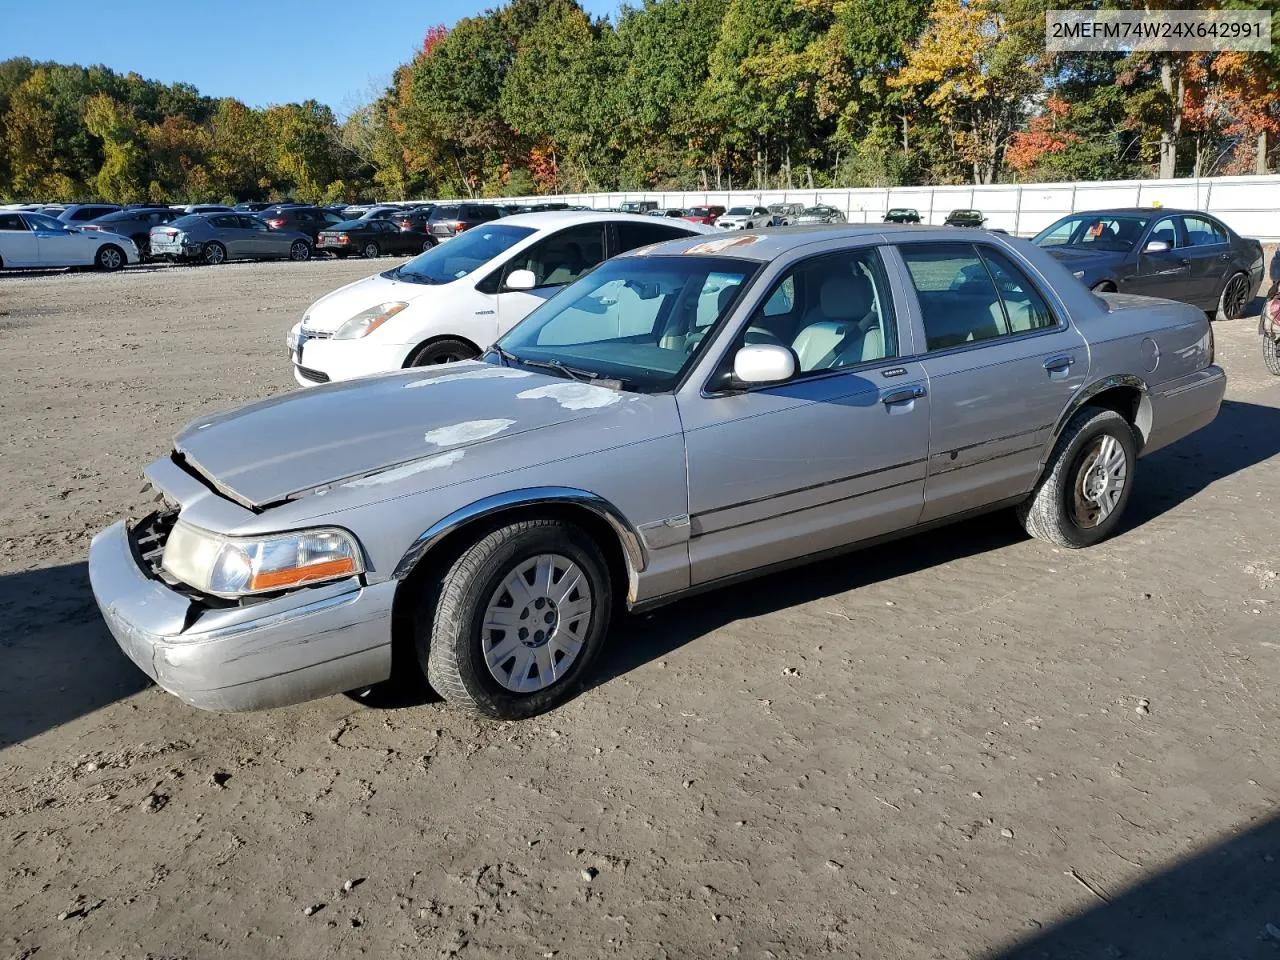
[2,256,1279,960]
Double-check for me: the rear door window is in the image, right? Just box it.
[0,213,29,231]
[899,243,1006,351]
[615,220,692,252]
[1180,215,1228,247]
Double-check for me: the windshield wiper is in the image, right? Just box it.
[520,357,627,389]
[489,344,520,367]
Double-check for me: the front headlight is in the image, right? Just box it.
[1073,270,1086,280]
[332,301,409,340]
[161,521,364,597]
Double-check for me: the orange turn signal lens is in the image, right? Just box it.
[249,557,357,591]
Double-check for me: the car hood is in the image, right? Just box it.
[1042,247,1125,271]
[173,362,635,508]
[302,270,447,332]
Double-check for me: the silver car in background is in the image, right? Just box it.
[796,205,847,224]
[150,213,313,265]
[89,225,1224,721]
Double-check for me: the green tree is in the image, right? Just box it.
[84,93,146,202]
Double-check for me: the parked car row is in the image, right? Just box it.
[89,210,1229,722]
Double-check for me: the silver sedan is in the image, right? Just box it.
[90,225,1225,719]
[150,213,313,265]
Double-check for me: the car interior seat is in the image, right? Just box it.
[790,273,881,371]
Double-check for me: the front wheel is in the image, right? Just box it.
[289,240,311,262]
[420,519,613,719]
[202,242,226,266]
[95,244,125,272]
[408,338,480,366]
[421,239,434,253]
[1017,407,1138,549]
[361,241,380,259]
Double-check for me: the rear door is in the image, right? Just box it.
[0,212,37,266]
[1177,215,1233,307]
[895,241,1090,523]
[208,215,248,257]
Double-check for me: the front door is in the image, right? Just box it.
[0,213,38,266]
[680,245,931,585]
[1126,216,1191,300]
[495,223,607,335]
[893,242,1090,523]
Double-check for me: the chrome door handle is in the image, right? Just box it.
[1043,355,1074,372]
[881,385,925,405]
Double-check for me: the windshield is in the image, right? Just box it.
[1034,214,1151,253]
[391,223,535,285]
[494,255,757,392]
[725,207,752,216]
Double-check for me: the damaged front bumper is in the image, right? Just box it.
[88,519,395,711]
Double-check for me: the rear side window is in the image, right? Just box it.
[210,215,239,229]
[0,213,28,231]
[615,220,692,252]
[1181,215,1228,247]
[900,243,1055,349]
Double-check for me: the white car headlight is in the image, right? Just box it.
[161,521,364,597]
[333,302,409,340]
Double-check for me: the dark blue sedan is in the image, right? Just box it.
[1034,208,1264,320]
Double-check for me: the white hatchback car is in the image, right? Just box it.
[287,211,713,385]
[0,210,139,271]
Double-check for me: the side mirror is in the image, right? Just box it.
[505,268,536,291]
[1144,240,1171,254]
[732,344,795,385]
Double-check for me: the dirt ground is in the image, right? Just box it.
[1,254,1279,960]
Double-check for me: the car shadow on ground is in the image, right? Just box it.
[597,398,1280,688]
[0,561,151,748]
[986,812,1280,959]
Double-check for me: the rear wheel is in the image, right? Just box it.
[1017,407,1138,549]
[202,242,226,266]
[1217,271,1251,321]
[421,239,434,253]
[362,241,380,259]
[419,518,613,719]
[408,338,480,366]
[95,244,125,272]
[289,240,311,262]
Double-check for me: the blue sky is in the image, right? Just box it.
[2,0,621,116]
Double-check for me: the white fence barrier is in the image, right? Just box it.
[481,174,1280,242]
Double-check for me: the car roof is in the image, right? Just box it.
[495,210,708,230]
[1057,207,1207,217]
[620,223,1029,262]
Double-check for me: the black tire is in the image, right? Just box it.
[95,244,125,272]
[1217,271,1251,322]
[1017,407,1138,549]
[1264,333,1280,376]
[361,241,380,259]
[421,239,434,253]
[202,242,226,266]
[289,240,311,262]
[408,338,480,366]
[420,518,613,719]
